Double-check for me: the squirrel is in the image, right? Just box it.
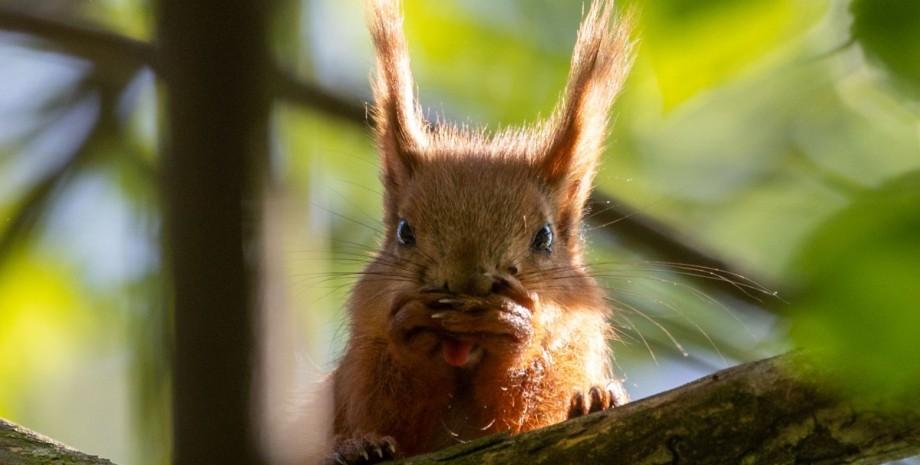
[300,1,635,463]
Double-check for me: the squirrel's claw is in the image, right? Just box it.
[566,382,623,419]
[324,434,398,465]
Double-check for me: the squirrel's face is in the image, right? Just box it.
[360,0,632,371]
[369,152,607,371]
[385,155,580,301]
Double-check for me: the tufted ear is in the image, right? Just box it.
[367,0,429,193]
[538,0,634,237]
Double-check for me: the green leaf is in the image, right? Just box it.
[402,0,573,125]
[789,171,920,401]
[637,0,826,109]
[851,0,920,96]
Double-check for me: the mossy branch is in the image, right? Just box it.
[3,353,918,465]
[0,419,115,465]
[389,353,920,465]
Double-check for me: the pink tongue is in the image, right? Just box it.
[442,339,475,367]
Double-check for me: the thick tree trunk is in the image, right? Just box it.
[156,0,273,465]
[3,353,918,465]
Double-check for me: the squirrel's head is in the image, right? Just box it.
[359,0,633,369]
[367,0,632,297]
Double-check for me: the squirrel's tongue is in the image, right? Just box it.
[442,338,475,367]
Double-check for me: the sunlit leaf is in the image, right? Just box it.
[637,0,826,109]
[402,0,570,125]
[80,0,152,40]
[790,171,920,400]
[851,0,920,96]
[0,251,92,416]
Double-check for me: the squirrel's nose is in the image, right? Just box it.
[443,269,498,297]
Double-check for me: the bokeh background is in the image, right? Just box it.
[0,0,917,464]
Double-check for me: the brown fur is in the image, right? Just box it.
[331,0,634,458]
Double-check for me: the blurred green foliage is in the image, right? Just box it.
[791,171,920,400]
[0,0,918,464]
[635,0,826,108]
[0,251,93,415]
[851,0,920,97]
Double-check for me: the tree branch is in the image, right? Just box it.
[0,73,128,263]
[0,8,149,57]
[3,353,917,465]
[272,67,368,124]
[586,191,782,306]
[0,7,152,82]
[390,353,919,465]
[0,100,100,262]
[0,418,114,465]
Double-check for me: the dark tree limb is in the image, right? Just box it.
[0,99,100,262]
[156,0,272,464]
[3,353,917,465]
[586,191,782,306]
[0,7,150,85]
[0,74,127,263]
[272,66,368,124]
[0,8,151,63]
[0,6,777,308]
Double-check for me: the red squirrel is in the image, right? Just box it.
[314,1,633,462]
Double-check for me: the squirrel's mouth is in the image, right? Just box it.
[390,288,536,369]
[441,336,481,367]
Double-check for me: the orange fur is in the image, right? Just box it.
[331,0,634,458]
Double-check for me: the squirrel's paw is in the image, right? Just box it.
[566,383,623,419]
[324,434,397,465]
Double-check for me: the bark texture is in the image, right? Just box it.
[0,419,114,465]
[3,354,918,465]
[390,353,919,465]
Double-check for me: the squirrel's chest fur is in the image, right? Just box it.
[333,296,614,455]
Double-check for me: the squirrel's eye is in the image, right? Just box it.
[532,224,553,252]
[396,219,415,246]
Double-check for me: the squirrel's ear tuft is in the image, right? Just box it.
[538,0,634,232]
[367,0,428,191]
